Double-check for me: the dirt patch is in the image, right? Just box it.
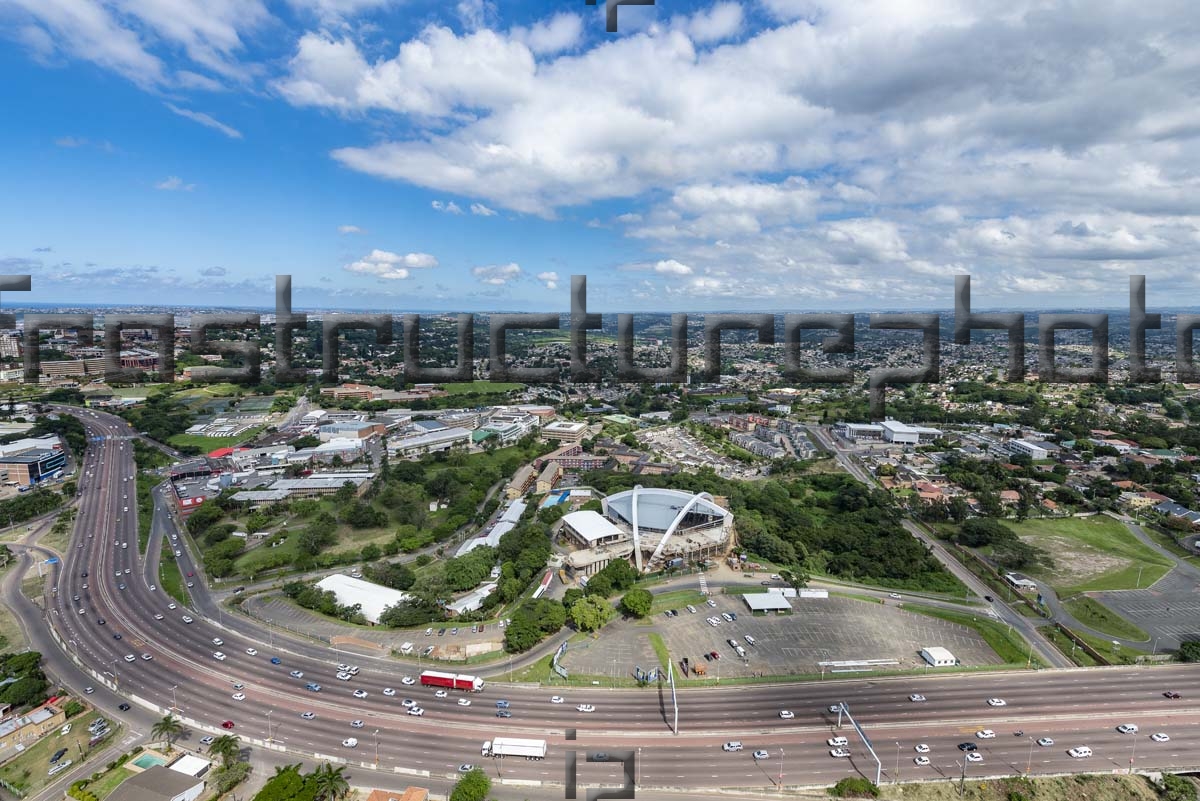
[878,773,1165,801]
[1020,535,1127,588]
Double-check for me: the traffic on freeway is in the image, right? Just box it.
[39,408,1200,790]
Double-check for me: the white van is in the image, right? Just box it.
[722,742,743,752]
[734,645,747,658]
[828,737,849,747]
[1068,746,1092,758]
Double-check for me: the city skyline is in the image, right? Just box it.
[2,0,1198,310]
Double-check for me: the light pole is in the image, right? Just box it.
[894,741,900,783]
[1152,638,1159,656]
[1130,732,1138,774]
[374,729,379,765]
[265,710,273,743]
[1026,735,1034,774]
[170,684,178,712]
[778,747,784,792]
[958,757,968,797]
[637,746,642,786]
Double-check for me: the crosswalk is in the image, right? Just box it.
[698,573,709,596]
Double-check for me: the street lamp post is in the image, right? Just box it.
[374,729,379,765]
[1130,732,1138,774]
[170,684,178,712]
[958,758,967,797]
[778,747,784,792]
[894,741,900,783]
[1026,735,1034,774]
[265,710,273,743]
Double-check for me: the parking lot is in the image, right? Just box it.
[561,593,999,680]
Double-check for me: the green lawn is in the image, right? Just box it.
[647,632,670,670]
[159,547,187,606]
[441,381,525,395]
[1072,629,1148,665]
[1041,626,1100,667]
[1062,596,1149,642]
[0,715,117,797]
[903,605,1034,666]
[87,766,135,799]
[648,590,704,613]
[168,428,265,453]
[1009,516,1174,594]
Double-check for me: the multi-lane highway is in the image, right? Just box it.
[31,408,1200,794]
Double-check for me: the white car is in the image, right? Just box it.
[232,693,245,701]
[402,699,416,707]
[577,704,595,713]
[182,616,193,623]
[246,648,257,656]
[914,756,930,766]
[909,694,926,702]
[1037,737,1054,747]
[1151,733,1170,743]
[778,710,794,719]
[976,730,995,739]
[383,688,396,696]
[706,599,717,607]
[213,652,226,661]
[124,654,136,663]
[336,672,351,681]
[1117,724,1139,734]
[753,750,769,760]
[966,752,983,763]
[1067,747,1091,759]
[168,603,177,610]
[301,712,316,720]
[350,720,364,728]
[828,705,841,713]
[830,748,851,758]
[457,698,471,707]
[353,689,368,699]
[435,690,448,699]
[914,744,930,754]
[408,707,424,716]
[401,677,416,685]
[342,738,358,748]
[986,698,1006,707]
[551,696,565,704]
[338,664,351,671]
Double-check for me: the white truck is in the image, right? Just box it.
[482,737,547,760]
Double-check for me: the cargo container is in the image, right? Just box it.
[419,670,484,691]
[482,737,547,759]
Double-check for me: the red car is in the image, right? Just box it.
[187,571,195,578]
[709,650,720,660]
[221,720,235,729]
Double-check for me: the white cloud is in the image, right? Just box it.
[681,3,743,43]
[344,249,438,280]
[337,224,365,234]
[156,176,195,191]
[165,103,243,139]
[653,259,693,275]
[285,0,393,23]
[536,270,559,290]
[511,13,582,55]
[201,266,227,276]
[55,136,87,148]
[469,202,497,216]
[432,200,463,214]
[472,262,522,285]
[456,0,495,31]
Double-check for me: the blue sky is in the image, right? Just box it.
[2,0,1199,311]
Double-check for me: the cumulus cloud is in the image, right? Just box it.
[431,200,463,214]
[472,262,522,285]
[156,176,195,191]
[54,136,87,148]
[536,271,559,290]
[510,13,582,54]
[165,103,243,139]
[470,203,497,216]
[337,224,365,234]
[201,266,227,276]
[345,249,438,280]
[679,3,743,43]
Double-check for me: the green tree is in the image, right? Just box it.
[1162,774,1198,801]
[208,734,240,767]
[562,588,584,610]
[619,588,653,618]
[310,764,349,801]
[449,768,491,801]
[151,714,185,748]
[570,595,615,632]
[1179,641,1200,662]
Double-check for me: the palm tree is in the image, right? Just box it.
[272,764,302,778]
[311,763,349,801]
[207,734,240,767]
[151,714,184,748]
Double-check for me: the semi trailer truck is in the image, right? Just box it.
[419,670,484,691]
[482,737,547,759]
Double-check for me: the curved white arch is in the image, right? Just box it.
[631,485,643,572]
[646,491,721,568]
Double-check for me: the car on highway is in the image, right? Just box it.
[1037,737,1054,747]
[496,710,512,718]
[342,738,358,748]
[336,672,351,681]
[306,683,322,692]
[84,687,94,694]
[457,698,470,707]
[200,736,214,745]
[909,694,926,702]
[141,653,152,661]
[232,683,244,690]
[402,698,416,707]
[98,617,107,624]
[187,582,194,588]
[407,707,424,716]
[986,698,1006,707]
[888,592,902,599]
[181,616,193,624]
[124,654,136,663]
[167,603,177,610]
[435,690,448,698]
[353,689,368,699]
[914,744,930,753]
[221,721,235,729]
[232,693,245,701]
[914,756,930,766]
[401,677,416,685]
[152,614,164,621]
[458,764,474,772]
[350,720,364,728]
[1067,747,1092,759]
[827,705,841,713]
[290,670,304,679]
[300,712,316,720]
[984,595,994,602]
[577,704,595,713]
[270,657,282,665]
[383,688,396,696]
[957,743,977,752]
[118,703,130,711]
[966,752,983,763]
[551,696,565,704]
[828,737,848,747]
[246,648,257,656]
[753,750,768,760]
[830,748,851,758]
[779,710,794,719]
[212,638,223,646]
[213,652,227,661]
[1164,691,1182,699]
[722,742,743,752]
[976,730,995,739]
[1117,724,1139,734]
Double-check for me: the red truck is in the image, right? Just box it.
[419,670,484,692]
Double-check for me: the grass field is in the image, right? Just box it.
[648,590,704,613]
[1063,596,1150,641]
[647,632,670,670]
[1010,516,1173,594]
[903,605,1031,666]
[1041,625,1101,667]
[168,428,264,453]
[86,766,135,800]
[1072,628,1148,665]
[159,547,187,606]
[441,381,524,395]
[877,773,1164,801]
[0,595,27,650]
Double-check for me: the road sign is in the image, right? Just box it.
[44,557,59,565]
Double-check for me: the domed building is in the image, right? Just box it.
[562,486,733,575]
